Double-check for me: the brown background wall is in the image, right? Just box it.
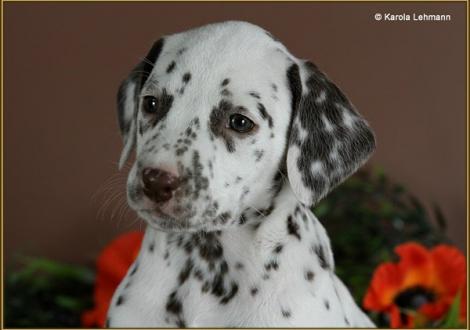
[4,2,467,267]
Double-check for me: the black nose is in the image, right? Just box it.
[142,168,180,203]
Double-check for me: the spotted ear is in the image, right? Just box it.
[286,61,376,206]
[117,38,165,169]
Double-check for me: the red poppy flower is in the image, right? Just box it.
[363,242,466,327]
[81,231,144,327]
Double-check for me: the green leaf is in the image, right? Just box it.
[440,291,464,328]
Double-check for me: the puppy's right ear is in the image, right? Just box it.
[117,38,165,169]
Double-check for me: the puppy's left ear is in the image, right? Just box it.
[286,61,376,206]
[117,38,165,169]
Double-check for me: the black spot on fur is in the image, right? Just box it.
[166,61,176,73]
[324,299,330,310]
[116,295,124,306]
[166,291,182,314]
[211,273,226,297]
[220,282,239,304]
[315,245,330,269]
[256,204,275,218]
[182,72,191,83]
[129,263,138,276]
[257,103,273,128]
[281,309,292,318]
[221,78,230,86]
[287,215,301,240]
[250,287,259,296]
[178,259,194,284]
[148,242,155,253]
[218,212,231,224]
[274,244,284,254]
[201,281,210,293]
[254,149,264,162]
[239,213,247,225]
[265,260,279,271]
[249,91,261,99]
[305,270,315,281]
[235,262,244,270]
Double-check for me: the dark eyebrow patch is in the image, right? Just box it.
[249,91,261,99]
[166,61,176,73]
[209,100,236,153]
[257,103,273,128]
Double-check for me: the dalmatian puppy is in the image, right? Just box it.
[107,21,376,327]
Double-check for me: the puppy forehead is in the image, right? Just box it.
[143,22,289,89]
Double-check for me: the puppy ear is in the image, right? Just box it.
[286,61,376,206]
[116,38,165,169]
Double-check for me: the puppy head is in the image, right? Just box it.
[117,21,375,232]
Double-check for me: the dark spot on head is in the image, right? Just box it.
[250,287,259,296]
[182,72,191,83]
[324,299,330,310]
[166,61,176,73]
[254,149,264,162]
[305,270,315,282]
[265,260,279,271]
[249,91,260,99]
[257,103,273,128]
[235,262,244,270]
[272,83,278,92]
[274,244,283,254]
[221,78,230,86]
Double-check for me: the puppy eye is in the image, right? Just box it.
[229,114,255,133]
[142,96,159,114]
